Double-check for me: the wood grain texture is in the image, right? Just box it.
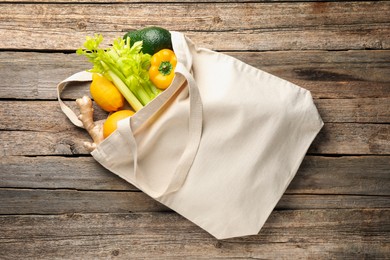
[0,101,108,132]
[1,99,388,136]
[0,130,91,156]
[0,1,389,258]
[0,210,388,259]
[288,156,390,196]
[310,123,390,155]
[1,50,389,100]
[315,98,390,123]
[2,156,389,195]
[1,123,388,156]
[0,188,388,215]
[0,156,136,190]
[0,189,169,214]
[0,2,389,51]
[1,154,388,215]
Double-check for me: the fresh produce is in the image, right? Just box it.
[123,26,173,55]
[77,34,161,111]
[103,110,135,138]
[75,27,177,150]
[90,73,124,112]
[76,96,104,151]
[149,49,177,89]
[75,95,134,151]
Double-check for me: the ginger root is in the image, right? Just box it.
[76,96,104,152]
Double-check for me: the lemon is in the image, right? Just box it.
[103,110,135,138]
[90,73,124,112]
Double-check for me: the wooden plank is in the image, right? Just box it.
[0,101,108,132]
[3,26,388,52]
[0,209,388,258]
[0,188,388,214]
[0,130,91,156]
[288,156,390,196]
[0,2,389,51]
[0,189,168,214]
[1,123,388,156]
[0,1,387,259]
[1,50,389,100]
[314,98,390,123]
[1,99,388,136]
[0,52,90,100]
[0,156,135,190]
[1,156,389,195]
[277,194,390,210]
[309,123,390,155]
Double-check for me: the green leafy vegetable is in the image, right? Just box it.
[77,34,161,111]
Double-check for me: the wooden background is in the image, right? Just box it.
[1,0,389,258]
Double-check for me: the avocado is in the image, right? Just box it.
[123,26,173,55]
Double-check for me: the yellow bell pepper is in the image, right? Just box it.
[149,49,177,90]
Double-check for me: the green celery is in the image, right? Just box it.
[100,62,143,111]
[76,34,160,111]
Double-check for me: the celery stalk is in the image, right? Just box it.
[76,34,160,111]
[103,61,150,106]
[106,70,143,111]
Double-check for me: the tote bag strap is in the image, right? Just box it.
[57,65,202,199]
[57,32,193,130]
[57,32,202,199]
[57,70,92,128]
[117,32,203,198]
[117,61,202,199]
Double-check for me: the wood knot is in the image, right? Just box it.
[214,241,222,248]
[77,21,87,30]
[213,16,222,24]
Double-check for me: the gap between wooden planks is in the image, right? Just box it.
[0,155,389,214]
[0,1,388,258]
[1,123,389,156]
[1,99,389,128]
[1,50,389,100]
[1,155,388,195]
[0,2,389,51]
[0,209,388,259]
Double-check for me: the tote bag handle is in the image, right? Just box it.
[117,61,202,199]
[56,31,193,129]
[124,32,202,198]
[57,32,203,199]
[57,65,202,199]
[57,70,92,128]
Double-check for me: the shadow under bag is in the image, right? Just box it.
[58,31,324,239]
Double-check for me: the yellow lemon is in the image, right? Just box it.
[103,110,135,138]
[90,73,124,112]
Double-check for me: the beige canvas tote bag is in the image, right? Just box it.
[58,31,324,239]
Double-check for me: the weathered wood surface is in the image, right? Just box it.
[0,210,388,259]
[1,51,389,100]
[0,0,389,258]
[2,98,389,126]
[1,155,389,195]
[1,123,389,156]
[1,188,389,214]
[0,2,389,51]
